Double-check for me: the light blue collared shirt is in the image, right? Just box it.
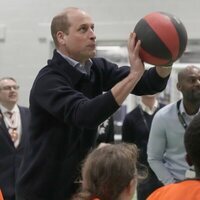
[147,100,199,185]
[57,50,92,75]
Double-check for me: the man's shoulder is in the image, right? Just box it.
[154,101,178,119]
[34,56,73,85]
[129,106,140,115]
[123,106,140,123]
[158,101,177,113]
[18,105,29,112]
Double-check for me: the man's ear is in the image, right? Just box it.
[56,31,66,45]
[176,82,181,92]
[125,178,137,196]
[185,154,193,166]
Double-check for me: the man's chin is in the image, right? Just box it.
[88,50,96,58]
[9,99,17,103]
[81,51,96,61]
[192,94,200,102]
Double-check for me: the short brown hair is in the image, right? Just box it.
[51,7,81,47]
[72,143,139,200]
[50,11,70,47]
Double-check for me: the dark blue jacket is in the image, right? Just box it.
[16,50,169,200]
[0,106,30,200]
[122,104,165,200]
[122,104,165,165]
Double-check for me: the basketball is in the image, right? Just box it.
[134,12,188,66]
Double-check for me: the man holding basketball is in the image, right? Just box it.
[16,7,172,200]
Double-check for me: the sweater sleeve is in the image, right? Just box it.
[93,58,170,95]
[32,72,119,128]
[132,67,170,95]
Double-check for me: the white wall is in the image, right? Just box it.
[0,0,199,106]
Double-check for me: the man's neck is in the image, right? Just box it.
[142,99,156,110]
[57,49,87,65]
[1,103,16,111]
[183,100,199,115]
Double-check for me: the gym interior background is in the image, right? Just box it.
[0,0,199,138]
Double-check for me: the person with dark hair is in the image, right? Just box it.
[122,94,164,200]
[72,143,140,200]
[147,113,200,200]
[16,7,172,200]
[147,65,200,185]
[0,77,30,200]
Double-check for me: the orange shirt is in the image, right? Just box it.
[147,180,200,200]
[0,190,4,200]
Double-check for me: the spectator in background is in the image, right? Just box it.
[16,7,171,200]
[122,94,165,200]
[147,113,200,200]
[147,65,200,185]
[71,143,141,200]
[0,77,30,200]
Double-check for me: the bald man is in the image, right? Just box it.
[16,7,171,200]
[147,65,200,185]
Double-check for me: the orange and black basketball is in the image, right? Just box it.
[134,12,188,66]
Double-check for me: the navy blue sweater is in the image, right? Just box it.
[16,50,169,200]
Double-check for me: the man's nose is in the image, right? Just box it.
[195,79,200,87]
[89,29,96,40]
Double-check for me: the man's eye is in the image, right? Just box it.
[190,78,196,83]
[80,27,87,32]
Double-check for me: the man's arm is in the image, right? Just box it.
[111,32,145,105]
[111,32,172,105]
[147,111,175,185]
